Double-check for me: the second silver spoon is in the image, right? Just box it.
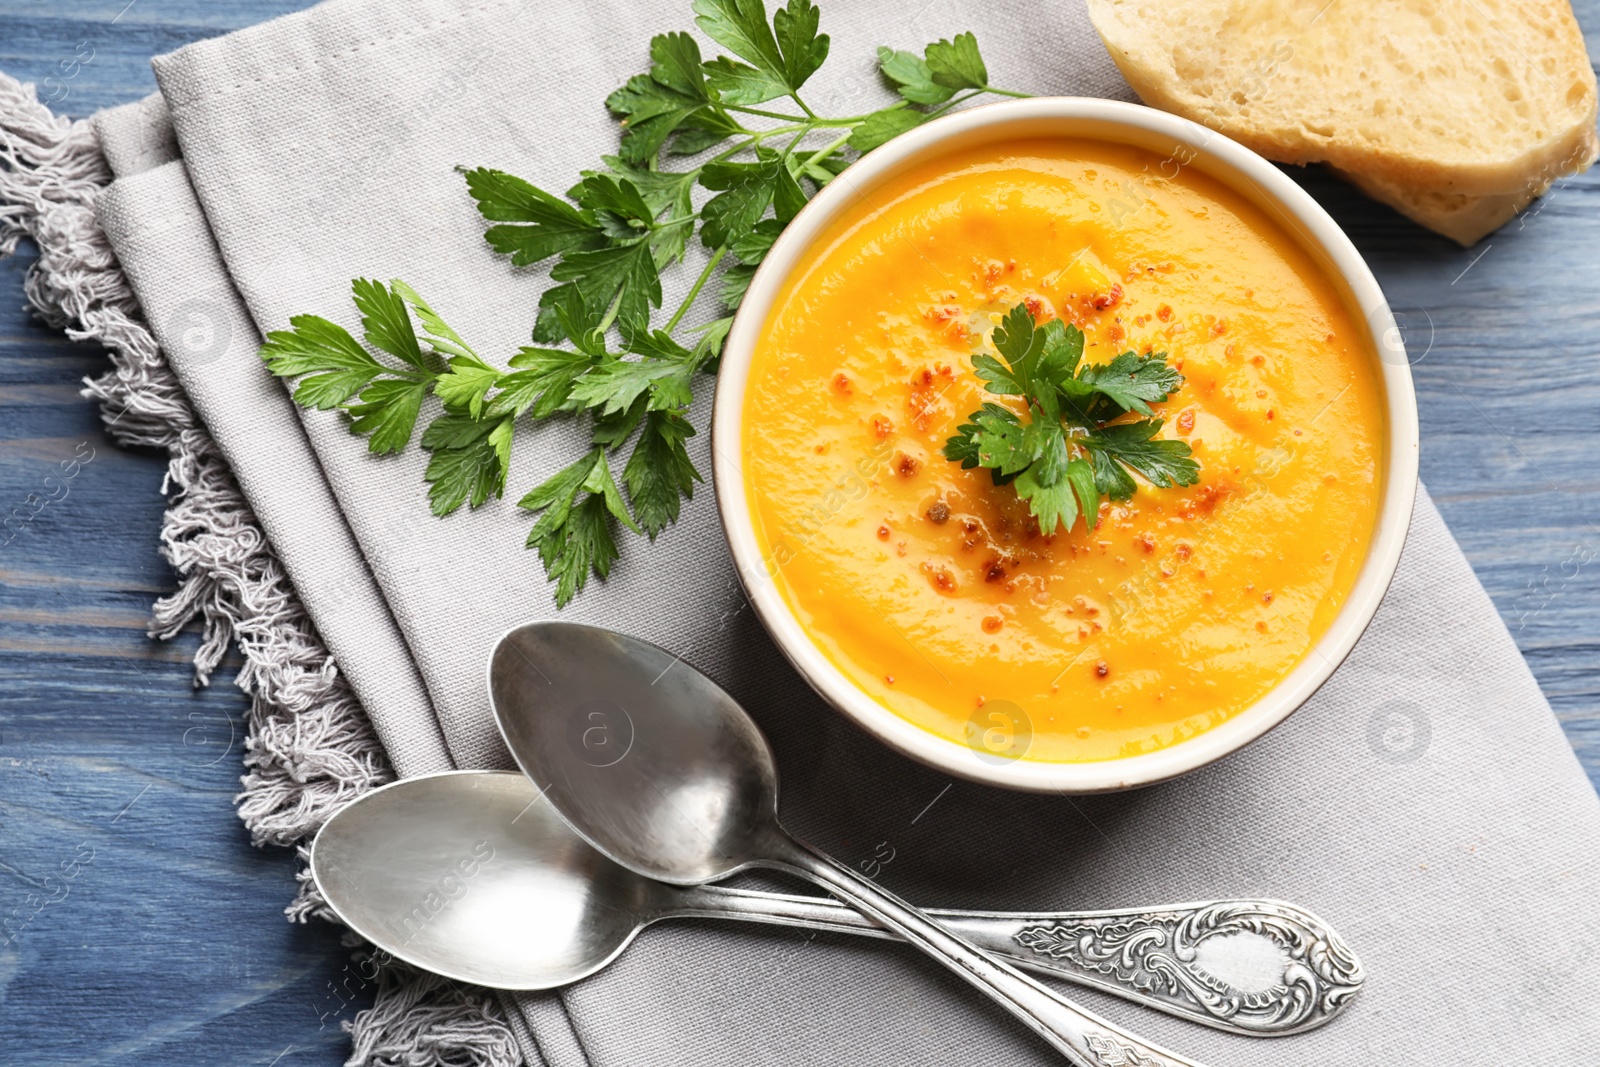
[312,770,1363,1036]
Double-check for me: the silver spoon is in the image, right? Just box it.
[488,621,1208,1067]
[311,770,1363,1036]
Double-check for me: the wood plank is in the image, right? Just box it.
[0,54,370,1050]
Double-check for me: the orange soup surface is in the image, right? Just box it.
[743,138,1385,762]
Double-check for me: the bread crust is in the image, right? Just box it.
[1337,168,1541,246]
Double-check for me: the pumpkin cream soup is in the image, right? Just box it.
[742,138,1384,763]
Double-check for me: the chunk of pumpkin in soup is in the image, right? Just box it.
[743,139,1383,763]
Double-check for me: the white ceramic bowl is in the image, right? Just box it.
[713,98,1419,793]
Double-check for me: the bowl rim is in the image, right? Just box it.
[711,96,1419,793]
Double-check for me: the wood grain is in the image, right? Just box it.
[0,4,362,1063]
[0,2,1597,1063]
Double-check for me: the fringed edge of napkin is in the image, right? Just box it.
[0,66,386,859]
[0,71,521,1067]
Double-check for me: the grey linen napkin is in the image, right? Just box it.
[93,93,178,179]
[90,0,1600,1063]
[94,160,453,778]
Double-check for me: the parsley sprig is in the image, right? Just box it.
[943,304,1200,533]
[261,0,1025,606]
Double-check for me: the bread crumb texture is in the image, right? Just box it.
[1086,0,1599,242]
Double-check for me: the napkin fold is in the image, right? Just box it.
[95,160,452,778]
[7,0,1600,1063]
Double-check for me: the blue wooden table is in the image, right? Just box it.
[0,2,1597,1063]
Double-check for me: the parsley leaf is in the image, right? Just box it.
[925,31,989,91]
[260,314,390,409]
[590,396,650,450]
[352,277,427,371]
[771,0,830,91]
[1083,419,1200,495]
[1013,465,1077,535]
[730,218,783,264]
[1064,456,1101,525]
[393,280,481,363]
[773,162,808,223]
[569,357,692,416]
[547,240,662,338]
[703,55,787,106]
[491,346,595,419]
[590,158,696,217]
[977,303,1041,395]
[432,356,499,419]
[606,32,742,163]
[346,378,430,455]
[581,159,699,266]
[959,402,1031,479]
[944,302,1199,532]
[848,107,924,153]
[694,0,786,81]
[577,174,656,241]
[700,159,778,248]
[422,412,514,515]
[693,0,828,98]
[1070,350,1185,419]
[720,262,757,308]
[260,279,443,454]
[876,46,956,105]
[649,30,712,99]
[520,449,640,606]
[862,31,997,151]
[393,280,501,418]
[463,168,606,266]
[626,410,702,536]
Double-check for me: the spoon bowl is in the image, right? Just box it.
[311,770,666,988]
[489,620,777,885]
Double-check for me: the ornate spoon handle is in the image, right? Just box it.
[668,888,1363,1037]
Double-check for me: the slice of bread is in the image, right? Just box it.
[1086,0,1599,242]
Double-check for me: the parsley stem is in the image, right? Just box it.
[665,245,728,333]
[779,123,816,162]
[798,129,854,184]
[915,87,1032,124]
[701,124,810,165]
[738,123,811,141]
[724,104,811,122]
[597,287,626,334]
[789,92,819,120]
[814,101,910,126]
[803,129,853,167]
[925,89,987,119]
[652,213,701,231]
[705,135,766,166]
